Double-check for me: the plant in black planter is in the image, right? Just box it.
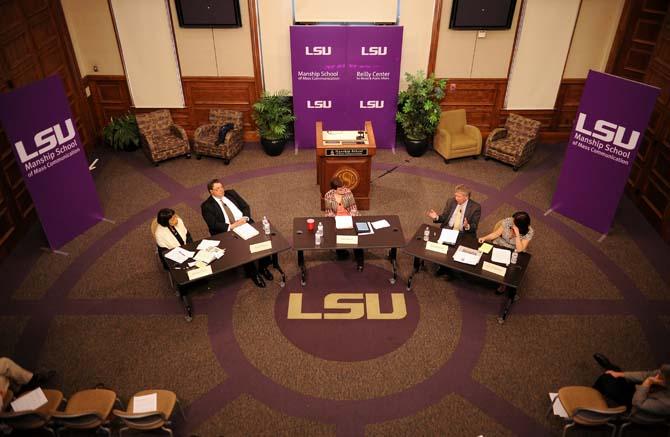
[252,90,296,156]
[102,113,140,152]
[396,71,446,157]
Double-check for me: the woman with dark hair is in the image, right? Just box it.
[154,208,193,250]
[323,177,364,270]
[324,177,359,217]
[478,211,534,252]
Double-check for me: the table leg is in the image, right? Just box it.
[178,287,193,322]
[272,253,286,287]
[497,287,518,324]
[388,248,398,284]
[298,250,306,286]
[407,256,422,291]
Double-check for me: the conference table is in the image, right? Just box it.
[165,222,291,321]
[402,224,532,324]
[293,215,406,285]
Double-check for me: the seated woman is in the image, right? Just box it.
[153,208,193,267]
[478,211,533,294]
[323,177,364,270]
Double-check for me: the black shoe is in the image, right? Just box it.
[593,353,621,372]
[24,370,56,390]
[495,284,506,295]
[357,264,364,272]
[435,266,448,276]
[252,275,266,288]
[260,267,274,281]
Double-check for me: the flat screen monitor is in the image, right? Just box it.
[449,0,516,30]
[175,0,242,28]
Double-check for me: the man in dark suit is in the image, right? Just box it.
[201,178,272,288]
[426,184,481,277]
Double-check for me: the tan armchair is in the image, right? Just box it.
[113,389,185,437]
[193,109,244,165]
[136,109,191,166]
[0,389,63,435]
[485,113,541,171]
[52,388,121,436]
[551,386,626,437]
[433,109,482,163]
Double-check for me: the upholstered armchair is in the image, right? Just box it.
[485,113,541,171]
[193,109,244,165]
[433,109,482,163]
[135,109,191,166]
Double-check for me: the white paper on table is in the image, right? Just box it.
[250,240,272,253]
[549,393,569,418]
[194,250,216,264]
[425,241,449,254]
[132,393,157,414]
[336,235,358,245]
[164,247,194,264]
[233,223,259,240]
[371,219,390,230]
[482,261,506,276]
[335,216,353,229]
[11,388,47,412]
[491,248,511,265]
[452,245,482,265]
[187,261,197,267]
[196,239,220,250]
[437,228,459,245]
[187,265,213,280]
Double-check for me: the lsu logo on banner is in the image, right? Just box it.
[575,112,640,150]
[287,292,407,320]
[359,100,384,109]
[305,46,331,56]
[15,118,76,163]
[361,46,387,56]
[307,100,332,109]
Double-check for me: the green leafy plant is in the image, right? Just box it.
[102,113,140,151]
[396,71,446,140]
[252,90,296,140]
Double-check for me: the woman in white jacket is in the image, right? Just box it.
[154,208,193,268]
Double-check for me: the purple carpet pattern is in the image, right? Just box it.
[1,142,669,436]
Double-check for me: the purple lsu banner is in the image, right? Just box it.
[290,25,403,149]
[551,70,659,234]
[0,75,103,249]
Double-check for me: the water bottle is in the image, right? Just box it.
[315,230,321,246]
[510,250,518,265]
[262,216,270,235]
[317,221,324,237]
[423,226,430,242]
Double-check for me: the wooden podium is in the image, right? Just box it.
[316,121,376,210]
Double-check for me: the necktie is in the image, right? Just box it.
[452,206,463,231]
[220,198,237,227]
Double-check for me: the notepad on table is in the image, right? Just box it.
[437,228,459,245]
[196,239,219,250]
[371,219,390,230]
[478,243,493,253]
[452,245,482,265]
[165,247,194,264]
[335,215,353,229]
[491,247,511,265]
[233,223,259,240]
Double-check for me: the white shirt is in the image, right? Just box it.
[448,199,468,229]
[154,217,188,249]
[216,195,243,226]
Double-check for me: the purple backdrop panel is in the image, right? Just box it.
[290,25,402,149]
[347,26,403,149]
[551,70,659,234]
[0,75,103,249]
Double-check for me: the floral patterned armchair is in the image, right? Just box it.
[485,113,541,171]
[135,109,191,166]
[193,109,244,165]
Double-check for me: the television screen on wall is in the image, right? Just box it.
[449,0,516,30]
[175,0,242,28]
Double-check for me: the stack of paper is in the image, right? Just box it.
[371,219,390,230]
[452,245,482,265]
[196,239,219,250]
[491,248,511,265]
[164,247,195,264]
[11,388,47,412]
[132,393,158,413]
[437,228,459,245]
[193,247,225,264]
[335,216,353,229]
[233,223,259,240]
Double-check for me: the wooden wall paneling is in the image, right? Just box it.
[426,0,444,76]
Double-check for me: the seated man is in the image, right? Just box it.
[200,179,272,288]
[592,353,670,416]
[1,357,55,409]
[426,184,481,277]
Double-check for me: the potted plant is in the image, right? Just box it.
[396,71,446,157]
[102,113,140,152]
[252,90,296,156]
